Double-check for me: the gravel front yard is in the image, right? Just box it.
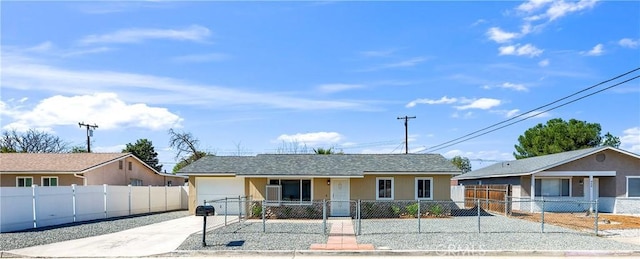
[178,215,640,251]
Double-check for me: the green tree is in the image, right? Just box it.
[514,118,618,159]
[168,129,208,173]
[450,156,472,174]
[601,132,621,148]
[123,139,162,172]
[313,147,333,154]
[1,129,69,153]
[70,146,88,153]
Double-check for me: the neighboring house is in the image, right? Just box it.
[177,154,461,216]
[0,153,186,187]
[453,146,640,214]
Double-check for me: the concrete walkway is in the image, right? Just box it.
[309,219,373,250]
[7,215,230,258]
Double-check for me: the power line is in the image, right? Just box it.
[424,67,640,152]
[424,73,640,153]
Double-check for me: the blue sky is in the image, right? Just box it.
[1,1,639,171]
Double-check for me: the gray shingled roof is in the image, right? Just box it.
[453,146,637,180]
[178,154,461,176]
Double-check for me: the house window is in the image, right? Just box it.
[167,181,173,186]
[268,179,311,203]
[119,160,123,170]
[130,178,143,186]
[415,177,433,200]
[16,177,33,187]
[42,177,58,186]
[376,177,393,200]
[628,177,640,198]
[128,161,132,170]
[535,178,570,197]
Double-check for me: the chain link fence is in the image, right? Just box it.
[203,198,600,236]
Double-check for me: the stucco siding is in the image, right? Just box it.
[548,150,640,197]
[458,176,520,186]
[247,178,267,200]
[350,174,452,201]
[315,178,330,200]
[0,174,83,187]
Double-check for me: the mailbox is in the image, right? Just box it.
[195,205,215,216]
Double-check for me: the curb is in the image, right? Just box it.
[154,249,640,257]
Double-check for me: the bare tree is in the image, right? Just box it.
[1,129,69,153]
[275,140,310,154]
[168,128,208,172]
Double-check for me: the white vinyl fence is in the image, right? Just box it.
[0,184,188,233]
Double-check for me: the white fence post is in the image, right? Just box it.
[165,185,168,211]
[32,184,38,228]
[148,185,152,213]
[72,184,77,222]
[103,184,108,219]
[128,185,132,216]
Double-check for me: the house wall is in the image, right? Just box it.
[547,150,639,197]
[0,174,83,187]
[83,157,183,187]
[247,178,267,200]
[350,174,452,200]
[315,178,330,200]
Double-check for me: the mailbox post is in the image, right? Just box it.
[195,203,215,246]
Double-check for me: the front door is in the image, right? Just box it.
[330,178,350,216]
[583,178,600,201]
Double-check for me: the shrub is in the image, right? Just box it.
[429,204,444,217]
[390,205,401,217]
[406,203,419,218]
[252,204,262,218]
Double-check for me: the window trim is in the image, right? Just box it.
[128,161,133,170]
[627,176,640,198]
[376,177,394,200]
[119,160,123,170]
[41,176,59,187]
[535,177,572,197]
[16,176,33,187]
[266,178,313,204]
[415,177,434,200]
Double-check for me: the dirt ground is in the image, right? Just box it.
[510,211,640,230]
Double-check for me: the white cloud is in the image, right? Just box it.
[546,0,597,21]
[1,93,183,131]
[582,43,604,56]
[506,109,520,118]
[406,96,457,108]
[79,25,211,45]
[517,0,554,13]
[360,49,396,57]
[275,132,343,146]
[621,127,640,153]
[317,83,364,94]
[499,44,543,57]
[383,57,428,68]
[172,53,229,63]
[455,98,501,110]
[538,59,550,67]
[618,38,639,49]
[1,54,370,111]
[487,27,519,43]
[483,83,528,92]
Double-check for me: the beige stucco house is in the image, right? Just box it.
[454,146,640,214]
[0,153,185,187]
[177,154,461,216]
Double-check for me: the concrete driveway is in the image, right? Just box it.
[7,215,231,257]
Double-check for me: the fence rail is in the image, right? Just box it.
[204,198,601,237]
[0,185,188,233]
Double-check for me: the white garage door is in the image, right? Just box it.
[196,177,245,215]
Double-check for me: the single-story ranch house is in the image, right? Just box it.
[178,154,461,216]
[0,153,186,187]
[453,146,640,214]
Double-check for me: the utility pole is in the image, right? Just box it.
[397,116,416,154]
[78,122,98,153]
